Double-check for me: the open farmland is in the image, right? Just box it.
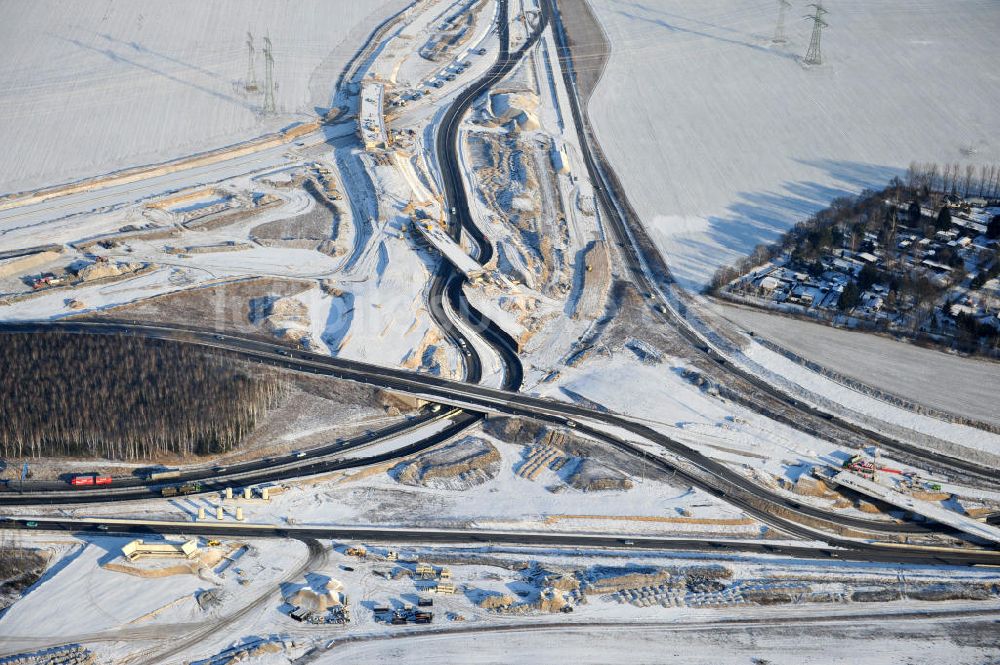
[712,302,1000,426]
[586,0,1000,291]
[0,0,400,194]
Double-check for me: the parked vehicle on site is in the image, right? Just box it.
[69,474,112,487]
[162,482,202,497]
[148,469,181,481]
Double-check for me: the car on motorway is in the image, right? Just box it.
[292,451,307,458]
[25,521,38,528]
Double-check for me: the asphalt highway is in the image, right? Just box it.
[0,408,480,505]
[5,515,1000,567]
[4,321,997,547]
[430,0,527,392]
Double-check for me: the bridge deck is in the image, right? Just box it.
[832,470,1000,545]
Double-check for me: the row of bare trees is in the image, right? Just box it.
[905,161,1000,199]
[0,333,285,460]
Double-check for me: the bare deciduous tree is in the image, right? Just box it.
[0,333,285,460]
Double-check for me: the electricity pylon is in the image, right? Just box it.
[245,31,259,92]
[803,4,829,65]
[263,35,276,114]
[773,0,791,43]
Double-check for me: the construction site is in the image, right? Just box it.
[1,0,999,663]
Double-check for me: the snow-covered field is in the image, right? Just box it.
[587,0,1000,291]
[713,302,1000,425]
[0,0,402,194]
[313,619,1000,665]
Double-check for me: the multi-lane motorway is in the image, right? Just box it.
[5,515,1000,568]
[2,320,998,555]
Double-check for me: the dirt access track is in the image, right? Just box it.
[0,121,322,212]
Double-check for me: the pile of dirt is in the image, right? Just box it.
[75,260,146,282]
[477,592,516,610]
[850,587,902,602]
[537,586,569,612]
[400,328,450,377]
[487,91,540,130]
[906,583,994,601]
[392,437,501,490]
[855,499,885,514]
[579,565,672,595]
[568,458,633,492]
[285,578,344,611]
[792,475,834,497]
[250,295,316,349]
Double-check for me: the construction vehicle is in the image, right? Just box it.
[161,486,179,497]
[345,546,367,558]
[206,540,222,547]
[844,455,913,478]
[178,482,202,495]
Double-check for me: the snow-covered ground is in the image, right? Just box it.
[587,0,1000,292]
[6,530,1000,665]
[309,618,1000,665]
[0,0,402,194]
[713,302,1000,426]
